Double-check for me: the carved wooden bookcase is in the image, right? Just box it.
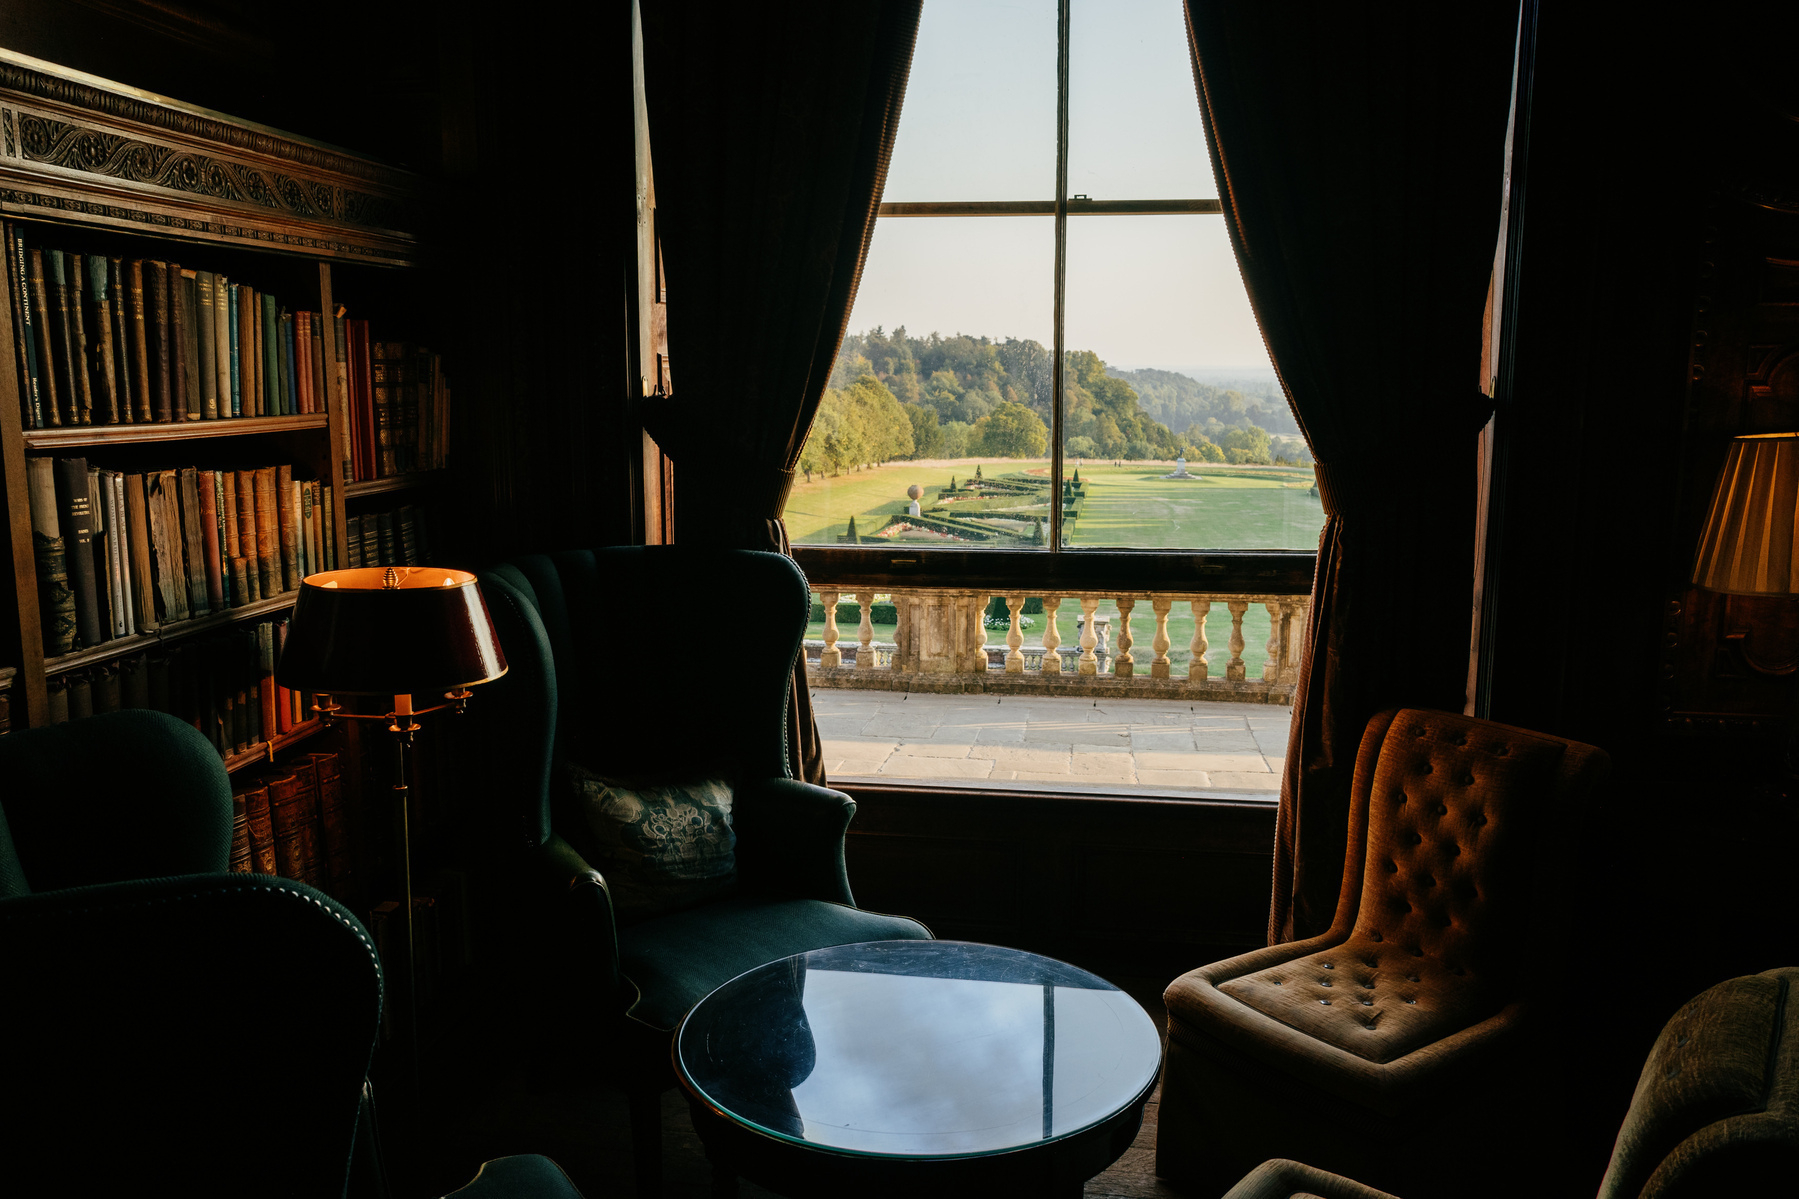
[0,49,423,761]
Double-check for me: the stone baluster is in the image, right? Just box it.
[893,592,916,673]
[1042,597,1063,673]
[1113,598,1135,677]
[1263,599,1285,682]
[856,593,875,670]
[1150,596,1172,679]
[819,590,842,668]
[1226,599,1248,681]
[1006,595,1026,673]
[964,594,989,673]
[1078,596,1100,674]
[1189,598,1211,680]
[1286,599,1310,683]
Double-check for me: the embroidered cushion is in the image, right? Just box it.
[563,765,737,922]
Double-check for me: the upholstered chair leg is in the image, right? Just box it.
[628,1086,663,1199]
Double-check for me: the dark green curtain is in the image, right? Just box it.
[1184,3,1518,941]
[641,1,922,784]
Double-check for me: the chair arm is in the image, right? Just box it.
[531,833,621,1007]
[733,777,857,906]
[442,1155,586,1198]
[1222,1159,1402,1199]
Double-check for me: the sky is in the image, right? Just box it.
[843,0,1273,375]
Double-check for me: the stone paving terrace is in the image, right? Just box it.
[812,690,1289,798]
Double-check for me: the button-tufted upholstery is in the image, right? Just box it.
[1158,708,1609,1197]
[1217,967,1799,1199]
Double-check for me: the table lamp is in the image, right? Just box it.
[1691,432,1799,767]
[275,565,507,1091]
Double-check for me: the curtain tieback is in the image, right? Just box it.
[764,468,798,522]
[1312,461,1345,517]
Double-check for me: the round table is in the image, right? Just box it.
[674,940,1163,1198]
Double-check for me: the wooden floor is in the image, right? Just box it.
[408,975,1201,1199]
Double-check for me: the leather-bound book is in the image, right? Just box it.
[283,312,299,414]
[254,467,279,595]
[345,515,363,568]
[45,676,67,724]
[94,661,120,714]
[179,270,201,419]
[6,225,44,428]
[107,259,133,423]
[177,467,209,618]
[261,294,281,415]
[226,281,241,416]
[264,770,320,886]
[353,319,376,479]
[321,485,336,571]
[212,273,230,417]
[123,474,156,632]
[26,457,75,655]
[145,261,172,421]
[277,465,300,590]
[228,790,253,873]
[146,469,188,623]
[163,261,185,419]
[334,308,353,481]
[109,473,134,636]
[233,470,259,601]
[194,269,217,419]
[84,255,120,424]
[310,481,325,574]
[257,621,277,740]
[126,260,151,422]
[239,780,278,875]
[297,750,352,899]
[299,483,314,578]
[67,670,92,720]
[53,456,103,648]
[25,248,60,427]
[362,514,381,568]
[371,341,398,476]
[274,617,293,733]
[397,505,419,566]
[197,469,224,612]
[376,511,396,568]
[121,651,148,709]
[294,311,310,412]
[244,285,261,416]
[85,468,113,640]
[44,250,77,425]
[219,470,240,599]
[65,253,93,424]
[311,315,326,425]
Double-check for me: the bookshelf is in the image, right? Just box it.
[0,50,424,764]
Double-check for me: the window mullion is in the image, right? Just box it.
[1050,0,1071,552]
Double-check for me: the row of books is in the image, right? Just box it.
[26,456,333,657]
[42,619,314,753]
[231,751,355,905]
[347,501,434,568]
[4,221,332,428]
[348,336,450,481]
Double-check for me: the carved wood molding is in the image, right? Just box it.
[0,52,420,264]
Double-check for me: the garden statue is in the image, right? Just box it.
[906,483,923,517]
[1162,453,1199,480]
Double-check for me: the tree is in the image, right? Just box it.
[902,402,942,459]
[972,401,1049,458]
[1218,424,1272,463]
[1066,435,1097,459]
[844,515,860,544]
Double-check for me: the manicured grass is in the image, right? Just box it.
[784,459,1323,550]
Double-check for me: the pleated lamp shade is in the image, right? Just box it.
[276,567,508,696]
[1693,433,1799,595]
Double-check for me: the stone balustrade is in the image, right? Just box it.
[804,588,1309,704]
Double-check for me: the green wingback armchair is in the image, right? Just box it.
[473,546,932,1198]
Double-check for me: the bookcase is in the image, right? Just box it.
[0,49,428,762]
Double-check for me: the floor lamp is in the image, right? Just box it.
[275,565,508,1098]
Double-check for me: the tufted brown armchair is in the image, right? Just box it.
[1157,707,1609,1196]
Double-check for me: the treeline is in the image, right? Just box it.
[797,327,1310,479]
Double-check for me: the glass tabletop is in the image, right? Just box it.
[675,940,1163,1159]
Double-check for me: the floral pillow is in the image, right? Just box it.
[562,764,737,922]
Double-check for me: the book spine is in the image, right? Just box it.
[215,472,229,605]
[164,262,185,419]
[334,308,352,481]
[321,484,335,571]
[362,512,380,567]
[356,321,376,480]
[198,469,224,611]
[346,515,363,568]
[87,468,113,638]
[147,261,172,421]
[83,255,120,424]
[372,341,396,476]
[265,771,317,884]
[177,467,209,617]
[276,616,294,732]
[195,270,217,419]
[302,751,352,900]
[254,467,279,596]
[257,621,278,742]
[106,471,130,636]
[242,781,279,875]
[53,456,102,647]
[376,510,396,568]
[180,270,201,419]
[283,310,298,416]
[45,250,77,425]
[25,248,60,427]
[294,310,309,413]
[229,789,253,873]
[245,286,260,416]
[235,470,260,602]
[127,260,151,422]
[66,253,93,424]
[213,273,231,418]
[107,259,132,423]
[220,470,241,606]
[312,315,326,427]
[124,473,157,632]
[6,224,43,428]
[278,465,300,589]
[300,482,314,578]
[261,294,280,416]
[147,470,187,622]
[289,759,326,887]
[309,481,324,575]
[398,504,419,566]
[27,457,75,654]
[228,283,241,417]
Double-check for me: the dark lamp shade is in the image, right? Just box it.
[1693,433,1799,595]
[275,567,508,696]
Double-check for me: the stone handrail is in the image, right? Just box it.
[804,588,1310,704]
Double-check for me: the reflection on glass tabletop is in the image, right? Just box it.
[675,941,1163,1159]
